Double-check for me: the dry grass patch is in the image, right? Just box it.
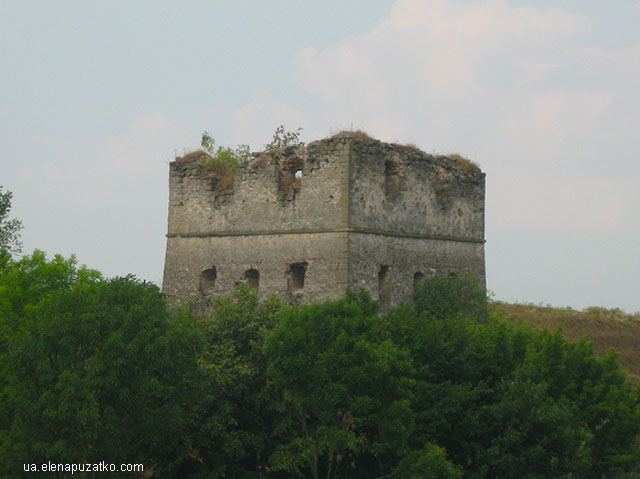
[330,129,374,142]
[216,172,235,191]
[248,153,272,168]
[175,149,208,165]
[448,153,481,174]
[492,302,640,384]
[403,143,426,154]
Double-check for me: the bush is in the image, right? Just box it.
[199,131,250,173]
[413,271,487,321]
[0,253,202,477]
[265,125,304,150]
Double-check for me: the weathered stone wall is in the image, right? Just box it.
[348,140,484,239]
[167,140,350,236]
[162,133,486,309]
[348,234,486,308]
[163,232,349,308]
[344,136,485,309]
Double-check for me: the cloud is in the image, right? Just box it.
[295,0,594,139]
[291,0,639,235]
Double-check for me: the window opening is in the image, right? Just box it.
[384,159,395,176]
[287,262,308,294]
[243,268,260,290]
[384,158,403,195]
[378,265,390,306]
[199,266,217,294]
[413,271,425,295]
[278,157,304,202]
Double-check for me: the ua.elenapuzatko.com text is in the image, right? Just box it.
[23,461,143,474]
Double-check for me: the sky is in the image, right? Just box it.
[1,0,639,312]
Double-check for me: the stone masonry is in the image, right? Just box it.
[162,132,485,310]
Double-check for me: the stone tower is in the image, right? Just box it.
[162,132,485,309]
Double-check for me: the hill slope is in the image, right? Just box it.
[492,302,640,384]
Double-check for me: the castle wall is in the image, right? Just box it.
[167,140,350,236]
[348,233,486,308]
[163,232,349,308]
[348,141,484,240]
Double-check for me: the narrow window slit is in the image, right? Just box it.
[413,271,425,295]
[378,265,390,306]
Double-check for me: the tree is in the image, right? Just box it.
[0,186,22,261]
[0,252,202,477]
[413,271,487,322]
[181,274,640,478]
[388,273,640,478]
[264,293,416,479]
[175,284,283,479]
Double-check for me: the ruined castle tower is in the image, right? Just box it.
[162,132,485,309]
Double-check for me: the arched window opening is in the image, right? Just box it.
[243,268,260,290]
[378,265,390,305]
[287,262,308,294]
[294,168,302,188]
[199,266,217,294]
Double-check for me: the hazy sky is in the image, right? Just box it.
[2,0,639,312]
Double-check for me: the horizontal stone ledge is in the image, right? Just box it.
[166,228,485,244]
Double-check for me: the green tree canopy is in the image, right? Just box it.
[1,259,639,478]
[0,186,22,263]
[0,252,202,478]
[264,293,418,479]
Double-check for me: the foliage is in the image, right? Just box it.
[193,126,305,176]
[199,131,250,173]
[413,271,487,322]
[493,301,640,384]
[393,443,462,479]
[0,252,202,477]
[172,284,283,478]
[265,292,413,479]
[0,186,23,261]
[265,125,304,150]
[386,274,640,478]
[1,256,639,478]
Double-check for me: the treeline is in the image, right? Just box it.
[1,252,640,478]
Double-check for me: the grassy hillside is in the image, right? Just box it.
[492,302,640,384]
